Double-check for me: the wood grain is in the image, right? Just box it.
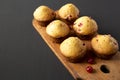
[32,19,120,80]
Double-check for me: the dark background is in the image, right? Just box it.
[0,0,120,80]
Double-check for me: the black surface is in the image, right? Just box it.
[0,0,120,80]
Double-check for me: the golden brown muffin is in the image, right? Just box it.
[33,5,55,21]
[60,37,87,62]
[91,34,119,59]
[73,16,98,38]
[46,20,70,38]
[58,3,79,21]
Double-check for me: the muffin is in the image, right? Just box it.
[33,5,55,21]
[60,37,87,62]
[46,20,70,38]
[73,16,98,39]
[58,3,79,21]
[91,34,119,59]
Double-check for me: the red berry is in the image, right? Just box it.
[87,58,94,64]
[78,23,83,27]
[86,66,93,73]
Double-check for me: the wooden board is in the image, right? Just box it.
[32,19,120,80]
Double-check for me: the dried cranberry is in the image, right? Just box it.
[87,58,94,64]
[86,66,93,73]
[78,23,83,27]
[67,15,72,20]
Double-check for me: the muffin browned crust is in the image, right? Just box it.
[33,5,55,22]
[58,3,79,21]
[73,16,98,38]
[60,37,87,62]
[91,34,119,59]
[46,20,70,38]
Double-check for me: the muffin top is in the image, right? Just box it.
[33,5,55,21]
[46,20,70,38]
[58,3,79,20]
[91,34,119,55]
[73,16,98,36]
[60,37,86,59]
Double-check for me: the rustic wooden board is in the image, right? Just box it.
[32,19,120,80]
